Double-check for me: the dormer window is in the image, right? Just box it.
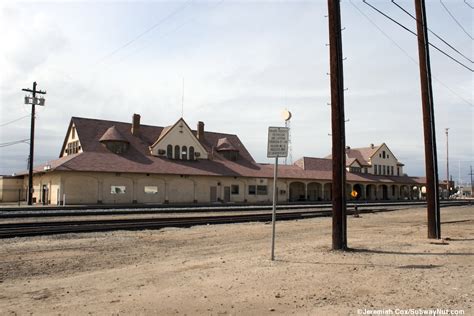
[104,141,129,154]
[99,126,129,154]
[350,167,361,173]
[216,137,239,161]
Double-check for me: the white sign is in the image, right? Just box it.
[267,127,289,158]
[24,97,45,106]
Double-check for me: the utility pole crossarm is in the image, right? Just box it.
[22,88,46,94]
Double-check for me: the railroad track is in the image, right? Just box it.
[0,200,471,238]
[1,200,470,218]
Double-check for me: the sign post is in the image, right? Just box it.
[267,127,289,261]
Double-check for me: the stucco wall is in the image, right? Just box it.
[62,122,83,157]
[150,120,208,160]
[0,177,24,202]
[24,170,424,205]
[368,144,402,176]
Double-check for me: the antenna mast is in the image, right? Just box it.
[181,78,184,118]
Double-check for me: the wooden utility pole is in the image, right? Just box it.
[414,0,441,239]
[327,0,347,250]
[22,82,46,205]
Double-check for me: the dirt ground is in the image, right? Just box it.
[0,206,472,315]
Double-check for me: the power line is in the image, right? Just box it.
[102,0,225,70]
[464,0,474,9]
[0,139,30,148]
[0,115,30,127]
[348,0,473,107]
[392,0,473,64]
[440,0,473,39]
[362,0,473,72]
[95,0,194,65]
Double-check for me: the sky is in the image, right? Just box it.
[0,0,472,185]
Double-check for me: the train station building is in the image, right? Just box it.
[3,114,426,205]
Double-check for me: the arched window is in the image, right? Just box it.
[182,146,188,160]
[167,145,172,159]
[174,145,180,159]
[189,146,195,160]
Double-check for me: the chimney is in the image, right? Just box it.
[131,113,141,136]
[197,121,205,140]
[370,143,374,149]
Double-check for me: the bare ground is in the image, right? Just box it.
[0,206,472,315]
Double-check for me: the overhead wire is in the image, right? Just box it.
[348,0,473,107]
[464,0,474,9]
[0,115,30,127]
[108,0,226,69]
[362,0,473,72]
[95,0,194,65]
[391,0,473,64]
[439,0,473,39]
[0,139,30,148]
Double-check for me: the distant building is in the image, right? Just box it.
[10,114,426,205]
[0,175,24,203]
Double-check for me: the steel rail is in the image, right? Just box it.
[1,201,470,238]
[1,200,469,219]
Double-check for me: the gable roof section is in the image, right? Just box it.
[149,118,209,159]
[59,120,83,158]
[151,118,193,148]
[294,157,332,171]
[347,158,363,167]
[66,116,255,162]
[99,126,129,143]
[376,143,400,162]
[345,145,380,165]
[216,137,238,152]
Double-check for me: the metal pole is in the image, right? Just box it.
[446,128,449,199]
[414,0,441,239]
[328,0,347,250]
[271,156,279,261]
